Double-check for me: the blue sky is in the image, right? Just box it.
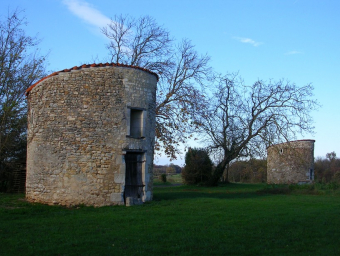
[1,0,339,166]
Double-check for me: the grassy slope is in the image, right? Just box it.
[1,184,340,255]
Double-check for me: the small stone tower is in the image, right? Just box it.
[25,63,158,206]
[267,140,315,184]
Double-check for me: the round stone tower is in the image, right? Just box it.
[267,140,315,184]
[25,63,158,206]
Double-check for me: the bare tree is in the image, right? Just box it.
[197,74,319,186]
[154,39,211,158]
[326,151,336,162]
[102,15,212,159]
[102,15,173,74]
[0,9,47,190]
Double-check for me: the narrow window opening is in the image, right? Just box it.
[130,109,143,138]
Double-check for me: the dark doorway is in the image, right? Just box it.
[125,153,144,202]
[309,169,314,181]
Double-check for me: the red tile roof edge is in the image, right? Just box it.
[25,63,159,96]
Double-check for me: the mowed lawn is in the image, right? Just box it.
[1,183,340,255]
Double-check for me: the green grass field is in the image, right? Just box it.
[154,173,183,185]
[1,183,340,255]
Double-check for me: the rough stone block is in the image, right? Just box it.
[26,65,157,207]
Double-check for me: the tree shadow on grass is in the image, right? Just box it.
[153,183,270,201]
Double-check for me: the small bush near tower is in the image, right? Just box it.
[182,148,213,185]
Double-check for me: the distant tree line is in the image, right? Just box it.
[153,164,182,176]
[314,152,340,183]
[183,151,340,185]
[224,159,267,183]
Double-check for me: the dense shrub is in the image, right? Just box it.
[160,174,167,183]
[182,148,213,185]
[334,171,340,183]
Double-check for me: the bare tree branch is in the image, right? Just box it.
[198,74,319,185]
[0,8,47,176]
[102,15,212,159]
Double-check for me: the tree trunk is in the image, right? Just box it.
[207,159,228,186]
[224,164,230,184]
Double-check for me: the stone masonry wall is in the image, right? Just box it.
[26,65,157,206]
[267,140,315,184]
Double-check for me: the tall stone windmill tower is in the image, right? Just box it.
[25,63,158,206]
